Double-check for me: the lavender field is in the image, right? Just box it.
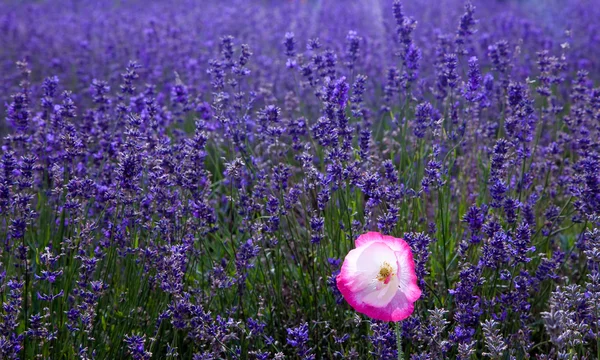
[1,0,600,358]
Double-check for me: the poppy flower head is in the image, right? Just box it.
[336,231,422,322]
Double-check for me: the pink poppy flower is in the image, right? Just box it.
[336,231,422,322]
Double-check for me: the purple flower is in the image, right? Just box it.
[462,205,487,244]
[464,57,482,102]
[443,53,459,89]
[488,40,511,77]
[512,222,535,263]
[345,31,361,70]
[286,323,313,360]
[369,321,397,359]
[449,264,482,344]
[34,270,63,284]
[413,102,433,138]
[236,239,260,282]
[284,32,296,58]
[124,334,152,360]
[455,2,477,56]
[6,92,30,133]
[310,215,325,244]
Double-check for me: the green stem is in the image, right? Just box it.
[395,321,403,360]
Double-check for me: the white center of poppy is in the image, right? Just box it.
[361,259,400,307]
[352,242,402,308]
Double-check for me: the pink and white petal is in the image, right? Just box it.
[337,270,373,315]
[355,232,384,247]
[361,272,399,307]
[395,250,422,302]
[378,291,416,322]
[343,289,415,322]
[336,246,373,293]
[383,235,413,253]
[337,242,397,293]
[356,242,398,274]
[402,282,423,303]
